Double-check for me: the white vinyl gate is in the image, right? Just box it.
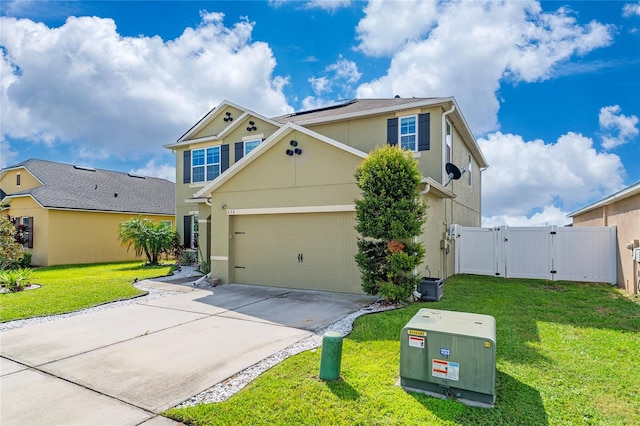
[454,225,617,283]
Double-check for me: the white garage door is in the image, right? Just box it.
[232,212,362,294]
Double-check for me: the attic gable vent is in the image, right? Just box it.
[127,173,146,179]
[73,165,96,172]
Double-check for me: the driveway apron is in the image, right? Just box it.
[0,282,375,425]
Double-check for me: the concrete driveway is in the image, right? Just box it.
[0,281,376,426]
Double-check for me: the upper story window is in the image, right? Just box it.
[399,116,417,151]
[445,121,452,164]
[16,172,21,186]
[387,113,430,152]
[192,146,220,183]
[244,139,261,155]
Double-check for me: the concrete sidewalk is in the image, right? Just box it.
[0,282,375,425]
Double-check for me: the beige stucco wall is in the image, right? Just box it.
[172,102,484,289]
[304,106,445,183]
[3,195,174,266]
[573,193,640,293]
[1,168,42,194]
[47,210,175,266]
[207,130,364,284]
[1,196,49,266]
[173,112,281,245]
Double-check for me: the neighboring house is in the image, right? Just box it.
[0,159,175,266]
[569,181,640,294]
[165,98,489,294]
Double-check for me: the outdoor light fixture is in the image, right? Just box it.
[249,121,255,125]
[224,111,233,122]
[285,149,294,156]
[290,140,298,147]
[294,148,302,155]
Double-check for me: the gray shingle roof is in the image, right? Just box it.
[271,97,443,124]
[3,159,175,215]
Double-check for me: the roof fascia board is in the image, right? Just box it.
[2,194,173,216]
[289,98,452,126]
[284,97,488,169]
[165,109,284,150]
[194,122,367,198]
[1,193,45,208]
[177,100,247,143]
[421,177,456,199]
[448,98,489,168]
[568,181,640,217]
[0,164,45,186]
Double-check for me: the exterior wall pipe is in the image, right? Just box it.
[441,104,455,279]
[441,104,456,184]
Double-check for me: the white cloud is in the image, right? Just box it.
[305,0,352,12]
[599,105,639,149]
[0,139,19,169]
[623,2,640,17]
[305,55,362,108]
[355,1,613,135]
[355,0,439,56]
[0,13,292,161]
[268,0,351,12]
[479,131,625,219]
[130,159,176,182]
[482,205,572,227]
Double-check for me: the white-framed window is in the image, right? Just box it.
[16,172,21,186]
[192,146,221,183]
[160,220,172,228]
[445,120,452,164]
[244,139,261,155]
[399,115,417,151]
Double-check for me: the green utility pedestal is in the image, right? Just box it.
[319,331,343,381]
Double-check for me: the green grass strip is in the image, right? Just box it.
[0,262,174,322]
[164,275,640,426]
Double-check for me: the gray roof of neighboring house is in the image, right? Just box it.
[2,159,175,215]
[271,97,444,124]
[568,180,640,218]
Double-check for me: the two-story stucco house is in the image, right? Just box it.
[165,97,488,294]
[0,159,175,266]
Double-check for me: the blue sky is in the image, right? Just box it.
[1,0,639,226]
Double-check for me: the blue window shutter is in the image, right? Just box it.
[221,144,229,172]
[183,150,191,184]
[418,113,430,151]
[235,142,244,162]
[387,118,398,146]
[183,216,192,248]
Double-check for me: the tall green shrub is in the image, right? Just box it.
[354,145,426,302]
[0,216,25,270]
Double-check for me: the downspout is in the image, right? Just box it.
[441,104,455,279]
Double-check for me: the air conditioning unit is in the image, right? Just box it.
[399,308,496,407]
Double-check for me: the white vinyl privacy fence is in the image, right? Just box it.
[454,225,617,283]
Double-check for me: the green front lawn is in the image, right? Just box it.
[165,275,640,426]
[0,262,174,322]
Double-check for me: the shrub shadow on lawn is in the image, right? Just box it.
[324,378,360,401]
[408,370,548,425]
[423,275,640,365]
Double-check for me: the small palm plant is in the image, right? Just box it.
[0,268,33,292]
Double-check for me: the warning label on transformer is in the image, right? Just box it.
[408,335,425,349]
[432,359,460,381]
